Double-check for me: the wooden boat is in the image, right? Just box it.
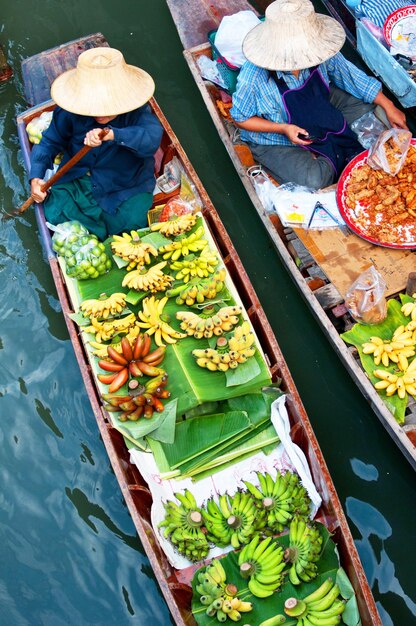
[165,0,416,470]
[16,34,381,626]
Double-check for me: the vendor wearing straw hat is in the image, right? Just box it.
[30,47,163,239]
[231,0,407,189]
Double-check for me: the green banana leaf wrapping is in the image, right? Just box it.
[191,524,360,626]
[341,297,414,424]
[147,392,282,479]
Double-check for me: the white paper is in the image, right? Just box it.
[272,188,343,229]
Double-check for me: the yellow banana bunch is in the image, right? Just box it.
[193,321,256,371]
[176,305,242,339]
[170,247,219,281]
[150,213,197,237]
[167,268,227,305]
[159,226,208,260]
[137,296,186,346]
[111,231,158,270]
[362,328,415,370]
[79,292,127,320]
[122,261,173,293]
[401,295,416,321]
[83,313,137,343]
[373,358,416,398]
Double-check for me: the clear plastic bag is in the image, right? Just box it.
[51,220,90,255]
[345,266,387,325]
[367,128,412,175]
[26,111,53,144]
[158,197,195,222]
[350,111,387,149]
[247,165,276,213]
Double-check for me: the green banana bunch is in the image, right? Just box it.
[158,489,209,562]
[238,535,285,598]
[195,561,252,623]
[285,516,323,585]
[243,471,294,533]
[202,491,258,549]
[281,578,345,625]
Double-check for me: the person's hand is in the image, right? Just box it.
[84,128,114,147]
[384,103,408,130]
[283,124,313,145]
[30,178,47,203]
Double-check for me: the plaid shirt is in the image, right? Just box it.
[230,52,381,146]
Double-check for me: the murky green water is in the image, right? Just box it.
[0,1,415,624]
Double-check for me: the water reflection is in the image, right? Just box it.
[346,496,416,622]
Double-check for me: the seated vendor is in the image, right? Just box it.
[230,0,408,190]
[30,47,163,240]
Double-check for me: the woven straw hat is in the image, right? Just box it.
[50,47,155,116]
[243,0,346,71]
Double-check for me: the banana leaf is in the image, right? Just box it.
[340,298,412,424]
[148,391,281,477]
[110,399,177,444]
[148,410,251,470]
[182,424,280,480]
[191,524,360,626]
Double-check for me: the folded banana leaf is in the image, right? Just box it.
[192,524,360,626]
[181,424,280,480]
[341,298,411,424]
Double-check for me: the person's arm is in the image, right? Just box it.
[327,53,408,129]
[84,106,163,156]
[234,117,312,144]
[231,63,311,145]
[29,107,71,203]
[373,90,408,129]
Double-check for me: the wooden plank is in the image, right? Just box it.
[0,44,13,82]
[21,33,109,106]
[165,0,257,49]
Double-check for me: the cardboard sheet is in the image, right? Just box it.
[294,226,416,298]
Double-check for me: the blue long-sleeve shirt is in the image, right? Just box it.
[30,105,163,214]
[230,53,382,146]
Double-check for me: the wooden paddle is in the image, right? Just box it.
[12,127,110,217]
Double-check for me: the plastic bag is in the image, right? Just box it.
[197,55,227,89]
[156,157,181,193]
[367,128,412,175]
[344,266,387,325]
[158,197,195,222]
[26,111,53,144]
[50,220,111,280]
[214,10,261,67]
[247,165,276,213]
[350,111,387,149]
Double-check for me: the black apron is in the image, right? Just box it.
[269,67,362,176]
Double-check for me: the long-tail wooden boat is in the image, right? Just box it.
[16,34,381,626]
[165,0,416,470]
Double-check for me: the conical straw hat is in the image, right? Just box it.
[243,0,346,71]
[50,47,155,116]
